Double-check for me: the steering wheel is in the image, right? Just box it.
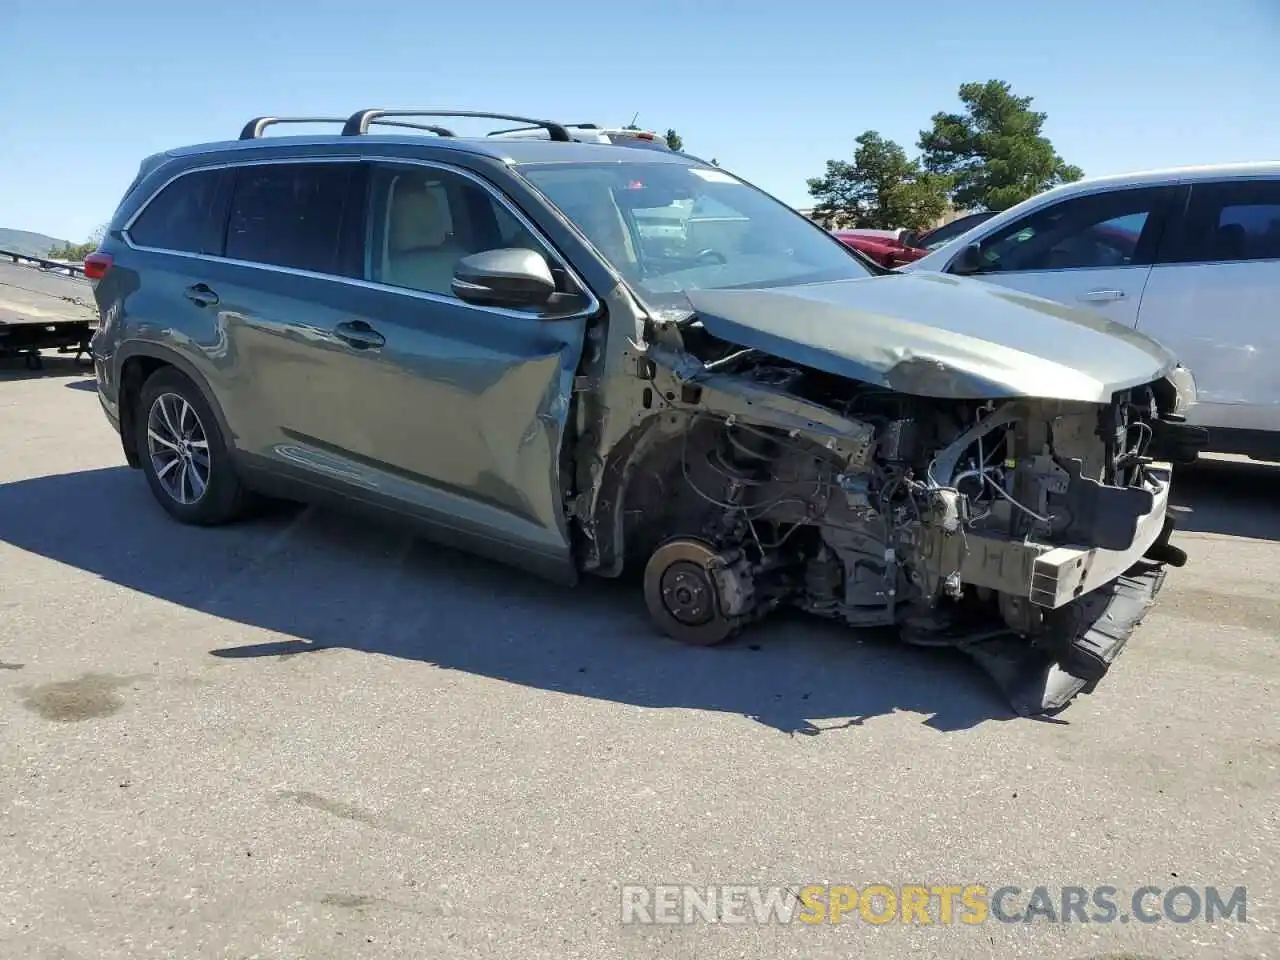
[694,248,727,265]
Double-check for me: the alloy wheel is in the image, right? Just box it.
[146,392,210,505]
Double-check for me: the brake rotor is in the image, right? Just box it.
[643,538,737,647]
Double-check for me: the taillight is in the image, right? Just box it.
[83,251,113,281]
[636,132,655,140]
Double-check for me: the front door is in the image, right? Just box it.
[318,160,594,579]
[945,185,1184,328]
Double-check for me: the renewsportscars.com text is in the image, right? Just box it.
[619,884,1248,925]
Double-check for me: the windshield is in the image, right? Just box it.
[517,161,873,309]
[920,211,996,250]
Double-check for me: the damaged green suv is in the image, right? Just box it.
[88,109,1207,716]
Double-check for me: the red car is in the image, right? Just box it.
[832,212,996,268]
[832,230,925,268]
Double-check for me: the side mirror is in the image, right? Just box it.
[452,248,556,309]
[899,229,920,249]
[951,242,986,276]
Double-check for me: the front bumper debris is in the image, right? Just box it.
[1027,467,1171,608]
[916,466,1173,610]
[914,465,1180,715]
[963,559,1168,716]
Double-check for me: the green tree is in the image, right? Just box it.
[48,223,106,261]
[806,131,952,230]
[918,79,1083,212]
[664,128,683,151]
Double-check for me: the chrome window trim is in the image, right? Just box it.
[1150,255,1280,268]
[121,155,360,235]
[120,153,601,323]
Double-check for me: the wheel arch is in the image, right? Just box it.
[582,411,722,578]
[116,342,234,470]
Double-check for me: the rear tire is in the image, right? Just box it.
[135,367,246,525]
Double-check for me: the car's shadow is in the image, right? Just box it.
[1170,457,1280,541]
[0,466,1018,735]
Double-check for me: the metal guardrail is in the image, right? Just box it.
[0,249,86,278]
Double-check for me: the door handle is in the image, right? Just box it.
[184,283,219,307]
[334,320,386,349]
[1079,289,1126,302]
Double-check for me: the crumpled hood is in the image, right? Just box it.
[684,272,1177,402]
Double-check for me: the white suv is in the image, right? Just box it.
[905,162,1280,460]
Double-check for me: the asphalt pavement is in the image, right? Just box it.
[1,358,1276,959]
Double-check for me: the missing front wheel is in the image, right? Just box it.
[642,538,754,646]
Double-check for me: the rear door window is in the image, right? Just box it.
[962,187,1175,274]
[1161,179,1280,264]
[224,162,364,277]
[127,169,228,254]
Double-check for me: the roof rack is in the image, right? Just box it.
[343,109,572,142]
[488,121,605,137]
[239,117,348,140]
[239,115,457,140]
[367,120,456,136]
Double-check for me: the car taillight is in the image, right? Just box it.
[636,132,655,140]
[84,252,113,281]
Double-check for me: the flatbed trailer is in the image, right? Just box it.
[0,250,97,369]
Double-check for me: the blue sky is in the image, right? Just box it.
[2,0,1277,242]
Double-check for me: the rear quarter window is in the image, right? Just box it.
[1163,178,1280,264]
[126,168,228,254]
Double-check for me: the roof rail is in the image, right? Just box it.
[488,121,604,137]
[239,115,458,140]
[368,120,456,136]
[239,117,348,140]
[487,123,541,136]
[343,109,572,141]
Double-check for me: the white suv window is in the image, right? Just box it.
[961,188,1168,274]
[1165,179,1280,264]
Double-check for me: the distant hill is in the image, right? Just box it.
[0,227,70,258]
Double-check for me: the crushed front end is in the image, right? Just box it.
[581,329,1206,716]
[874,386,1194,714]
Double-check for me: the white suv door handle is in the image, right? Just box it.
[1079,289,1126,302]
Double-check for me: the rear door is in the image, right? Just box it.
[944,186,1183,327]
[199,159,369,464]
[1136,176,1280,432]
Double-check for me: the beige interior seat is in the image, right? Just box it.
[382,179,467,295]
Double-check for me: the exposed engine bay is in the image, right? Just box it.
[592,323,1204,716]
